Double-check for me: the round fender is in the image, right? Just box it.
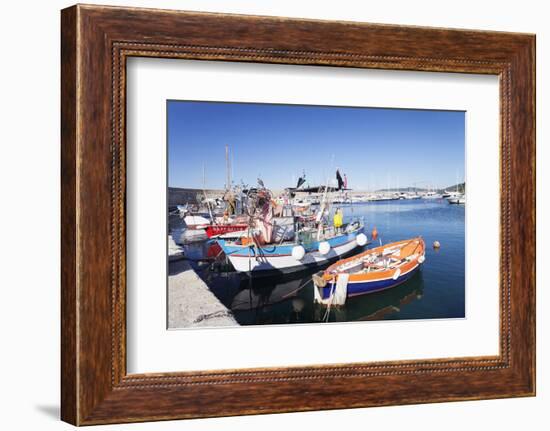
[356,233,368,246]
[319,241,331,255]
[291,245,306,260]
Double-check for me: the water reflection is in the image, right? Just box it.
[319,272,425,323]
[195,261,426,325]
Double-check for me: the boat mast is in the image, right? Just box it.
[202,163,213,220]
[317,177,330,241]
[225,144,231,191]
[230,146,234,191]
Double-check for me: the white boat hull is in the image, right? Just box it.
[447,196,466,204]
[226,237,360,273]
[184,215,210,229]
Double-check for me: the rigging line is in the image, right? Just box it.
[281,278,314,299]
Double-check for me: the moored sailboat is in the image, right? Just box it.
[447,195,465,204]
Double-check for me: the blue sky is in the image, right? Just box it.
[168,101,465,191]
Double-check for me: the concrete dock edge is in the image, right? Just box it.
[168,260,238,328]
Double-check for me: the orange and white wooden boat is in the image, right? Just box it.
[313,237,425,305]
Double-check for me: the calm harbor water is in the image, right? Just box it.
[174,199,465,325]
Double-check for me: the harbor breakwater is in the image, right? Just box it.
[169,187,225,207]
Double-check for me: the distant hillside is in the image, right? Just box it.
[376,183,465,193]
[442,182,465,193]
[376,187,428,193]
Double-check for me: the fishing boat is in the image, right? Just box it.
[205,223,248,238]
[312,237,425,305]
[183,214,211,230]
[177,203,213,230]
[217,170,368,274]
[217,221,366,274]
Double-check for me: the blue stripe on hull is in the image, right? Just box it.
[321,266,419,299]
[218,228,363,257]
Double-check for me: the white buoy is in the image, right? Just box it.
[356,233,368,246]
[319,241,331,255]
[433,241,441,249]
[291,245,306,260]
[418,255,426,264]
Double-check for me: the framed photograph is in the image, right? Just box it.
[165,101,465,329]
[61,4,535,425]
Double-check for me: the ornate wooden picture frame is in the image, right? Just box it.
[61,4,535,425]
